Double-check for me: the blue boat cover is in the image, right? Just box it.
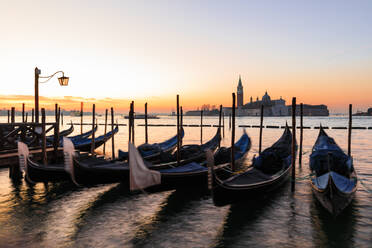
[64,126,118,146]
[312,172,330,190]
[312,172,357,193]
[159,162,207,173]
[310,134,353,177]
[234,132,251,160]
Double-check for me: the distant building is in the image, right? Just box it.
[223,76,287,116]
[353,107,372,116]
[288,104,329,116]
[223,76,329,116]
[237,75,243,107]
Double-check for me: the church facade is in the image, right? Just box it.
[224,77,288,116]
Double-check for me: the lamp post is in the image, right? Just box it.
[34,67,69,123]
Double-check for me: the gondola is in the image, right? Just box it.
[148,130,251,191]
[1,124,74,153]
[17,126,118,183]
[46,124,74,141]
[209,125,294,206]
[18,127,217,184]
[309,126,357,216]
[68,128,221,186]
[72,125,119,152]
[117,127,185,162]
[17,141,72,183]
[46,125,98,144]
[69,125,98,142]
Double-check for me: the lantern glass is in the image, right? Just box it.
[58,76,69,86]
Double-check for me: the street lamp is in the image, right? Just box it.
[34,67,69,123]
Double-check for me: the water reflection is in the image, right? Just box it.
[213,184,288,247]
[131,189,209,246]
[310,195,358,248]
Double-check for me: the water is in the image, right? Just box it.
[0,115,371,247]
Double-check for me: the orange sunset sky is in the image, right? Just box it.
[1,1,371,113]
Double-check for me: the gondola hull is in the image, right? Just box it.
[146,132,251,192]
[211,166,291,206]
[26,158,69,183]
[311,171,357,216]
[72,158,130,185]
[71,129,221,186]
[210,126,294,206]
[118,128,185,162]
[73,125,118,152]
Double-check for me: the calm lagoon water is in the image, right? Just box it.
[0,115,371,247]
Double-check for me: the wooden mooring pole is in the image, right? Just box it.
[299,103,303,167]
[31,109,34,123]
[58,107,61,127]
[7,110,10,123]
[41,108,47,165]
[22,103,25,123]
[11,107,15,123]
[176,95,180,166]
[145,103,148,143]
[55,103,58,124]
[259,104,264,154]
[53,111,59,162]
[131,101,135,143]
[291,97,296,192]
[181,107,183,128]
[128,103,132,143]
[222,111,225,138]
[80,102,84,134]
[103,109,108,155]
[111,107,115,159]
[61,112,64,126]
[180,106,183,146]
[348,104,352,156]
[200,110,203,145]
[91,104,95,155]
[231,93,236,171]
[218,105,222,148]
[229,113,231,129]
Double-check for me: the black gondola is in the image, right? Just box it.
[18,126,118,183]
[1,124,74,152]
[19,128,218,184]
[209,125,294,206]
[148,130,251,191]
[46,125,98,144]
[46,124,74,141]
[69,128,222,186]
[117,128,185,162]
[71,125,119,152]
[309,126,357,216]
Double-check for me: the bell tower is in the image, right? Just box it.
[237,75,244,107]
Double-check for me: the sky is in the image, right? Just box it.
[0,0,371,113]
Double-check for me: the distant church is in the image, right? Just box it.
[225,76,288,116]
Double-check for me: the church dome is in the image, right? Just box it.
[262,91,271,102]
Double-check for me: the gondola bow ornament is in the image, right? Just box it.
[17,141,29,173]
[63,137,80,186]
[129,142,161,191]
